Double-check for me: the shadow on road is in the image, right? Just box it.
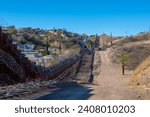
[36,82,93,100]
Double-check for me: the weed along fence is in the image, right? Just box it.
[0,27,82,85]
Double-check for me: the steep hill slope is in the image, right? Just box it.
[111,41,150,70]
[130,56,150,99]
[110,33,150,70]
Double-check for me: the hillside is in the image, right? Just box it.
[135,32,150,41]
[110,34,150,70]
[111,40,150,70]
[108,32,150,99]
[130,56,150,99]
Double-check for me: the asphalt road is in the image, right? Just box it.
[36,81,93,100]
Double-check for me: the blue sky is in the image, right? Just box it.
[0,0,150,36]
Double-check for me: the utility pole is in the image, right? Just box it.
[125,31,128,37]
[110,32,112,37]
[110,32,113,45]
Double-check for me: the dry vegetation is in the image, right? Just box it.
[130,56,150,99]
[111,42,150,70]
[108,32,150,99]
[110,33,150,70]
[135,32,150,41]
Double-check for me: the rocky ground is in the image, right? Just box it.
[0,80,57,99]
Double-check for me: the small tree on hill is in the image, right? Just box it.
[117,53,129,75]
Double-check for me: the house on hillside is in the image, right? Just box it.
[18,42,35,52]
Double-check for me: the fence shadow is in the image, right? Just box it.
[36,81,93,100]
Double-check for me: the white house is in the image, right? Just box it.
[18,42,35,52]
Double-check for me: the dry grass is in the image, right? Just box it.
[111,40,150,70]
[133,56,150,76]
[113,37,138,47]
[135,32,150,40]
[109,32,150,99]
[129,56,150,99]
[131,56,150,86]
